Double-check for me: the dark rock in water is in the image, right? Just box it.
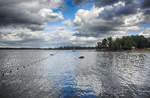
[79,56,84,59]
[2,73,4,77]
[10,70,12,73]
[17,68,19,70]
[23,66,25,68]
[50,54,54,56]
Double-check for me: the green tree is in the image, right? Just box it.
[97,42,102,49]
[101,38,108,48]
[107,37,113,49]
[96,35,150,50]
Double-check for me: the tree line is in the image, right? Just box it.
[54,46,95,50]
[96,35,150,50]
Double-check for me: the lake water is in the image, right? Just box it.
[0,50,150,98]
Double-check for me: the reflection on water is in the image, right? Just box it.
[93,53,149,98]
[0,50,150,98]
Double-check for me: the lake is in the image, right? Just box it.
[0,50,150,98]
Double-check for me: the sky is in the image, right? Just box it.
[0,0,150,48]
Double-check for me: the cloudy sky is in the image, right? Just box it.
[0,0,150,48]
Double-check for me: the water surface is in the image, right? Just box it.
[0,50,150,98]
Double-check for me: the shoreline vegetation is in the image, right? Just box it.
[0,35,150,53]
[96,35,150,53]
[1,48,150,53]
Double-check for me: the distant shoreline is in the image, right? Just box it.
[0,48,150,53]
[0,48,51,50]
[0,48,95,50]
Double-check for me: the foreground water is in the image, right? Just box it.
[0,50,150,98]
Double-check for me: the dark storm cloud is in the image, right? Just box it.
[94,0,120,7]
[116,3,138,16]
[0,0,39,25]
[97,0,139,19]
[72,0,138,17]
[72,0,136,7]
[0,0,65,47]
[142,0,150,8]
[0,0,64,31]
[141,0,150,16]
[73,0,150,37]
[72,0,139,21]
[72,0,92,6]
[72,0,83,5]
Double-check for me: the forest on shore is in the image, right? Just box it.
[96,35,150,51]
